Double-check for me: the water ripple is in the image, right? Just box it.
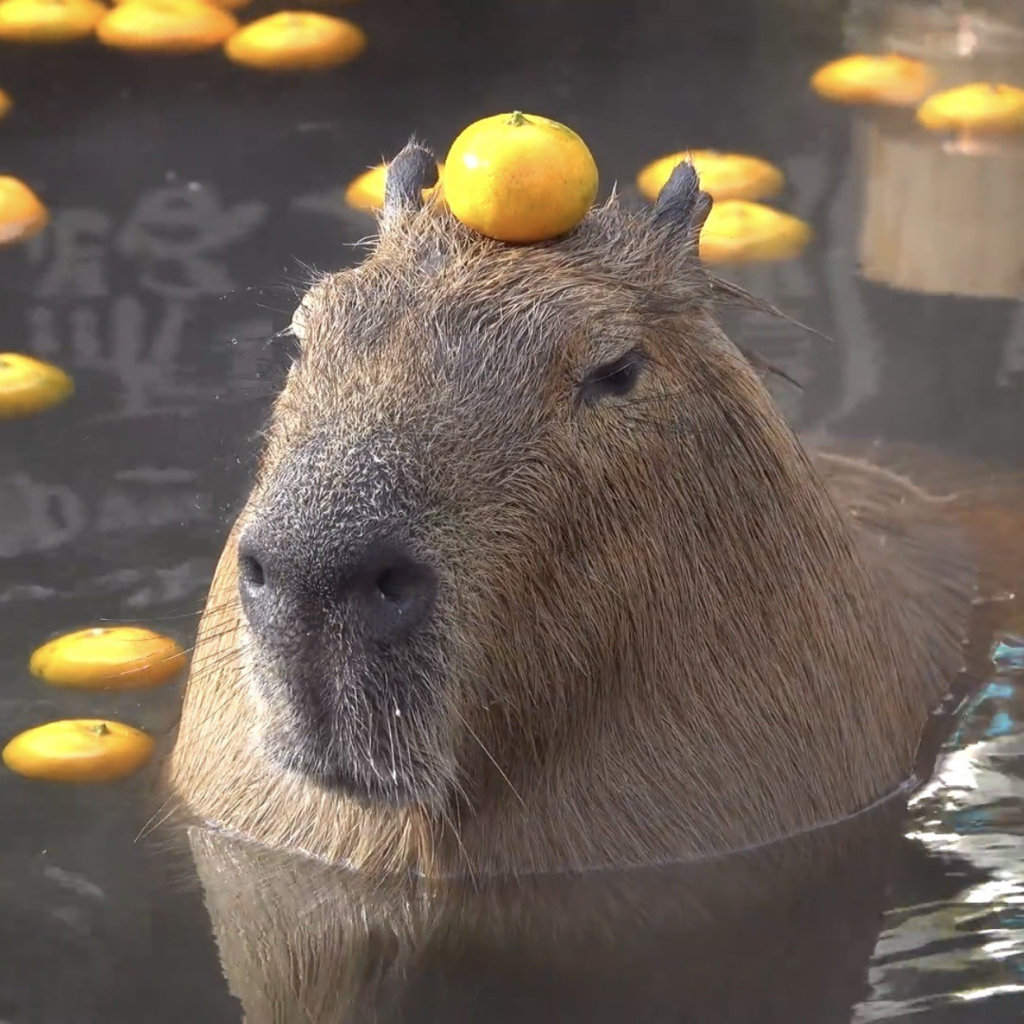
[857,668,1024,1020]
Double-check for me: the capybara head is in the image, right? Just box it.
[235,152,723,807]
[171,144,967,875]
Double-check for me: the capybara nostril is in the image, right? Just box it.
[236,535,275,636]
[238,553,266,591]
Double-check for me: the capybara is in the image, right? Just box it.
[169,145,973,877]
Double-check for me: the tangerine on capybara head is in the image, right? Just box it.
[443,111,599,243]
[169,140,972,877]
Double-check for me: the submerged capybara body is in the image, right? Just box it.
[169,148,973,876]
[188,790,908,1023]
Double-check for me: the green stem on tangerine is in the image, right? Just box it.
[508,111,528,127]
[91,723,110,736]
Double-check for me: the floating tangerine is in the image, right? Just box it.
[698,200,812,265]
[810,53,932,107]
[637,150,784,203]
[96,0,239,53]
[30,625,187,689]
[344,160,445,212]
[111,0,250,9]
[0,176,49,245]
[917,82,1024,135]
[0,88,12,120]
[443,110,598,244]
[0,0,106,43]
[0,352,73,418]
[224,12,366,71]
[3,720,155,783]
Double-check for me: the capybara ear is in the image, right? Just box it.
[383,139,440,214]
[650,159,712,250]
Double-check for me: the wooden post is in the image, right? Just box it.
[855,5,1024,299]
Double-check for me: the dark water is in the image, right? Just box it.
[1,0,1023,1020]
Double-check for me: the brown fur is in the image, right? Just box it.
[169,190,973,876]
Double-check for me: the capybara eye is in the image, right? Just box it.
[374,563,432,610]
[580,350,645,405]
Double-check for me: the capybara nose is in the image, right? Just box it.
[236,530,438,644]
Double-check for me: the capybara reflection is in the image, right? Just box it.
[188,792,908,1024]
[169,146,972,876]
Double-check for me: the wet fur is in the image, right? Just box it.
[169,165,973,876]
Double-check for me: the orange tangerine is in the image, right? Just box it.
[96,0,238,53]
[443,111,598,244]
[0,176,48,245]
[0,0,106,43]
[637,150,784,203]
[3,720,155,782]
[0,353,73,418]
[810,53,933,107]
[30,625,187,689]
[224,12,366,71]
[698,200,812,265]
[0,88,12,120]
[111,0,250,8]
[344,160,445,212]
[917,82,1024,135]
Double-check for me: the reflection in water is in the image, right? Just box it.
[189,790,911,1024]
[21,184,268,417]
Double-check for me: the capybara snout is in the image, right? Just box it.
[235,426,449,805]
